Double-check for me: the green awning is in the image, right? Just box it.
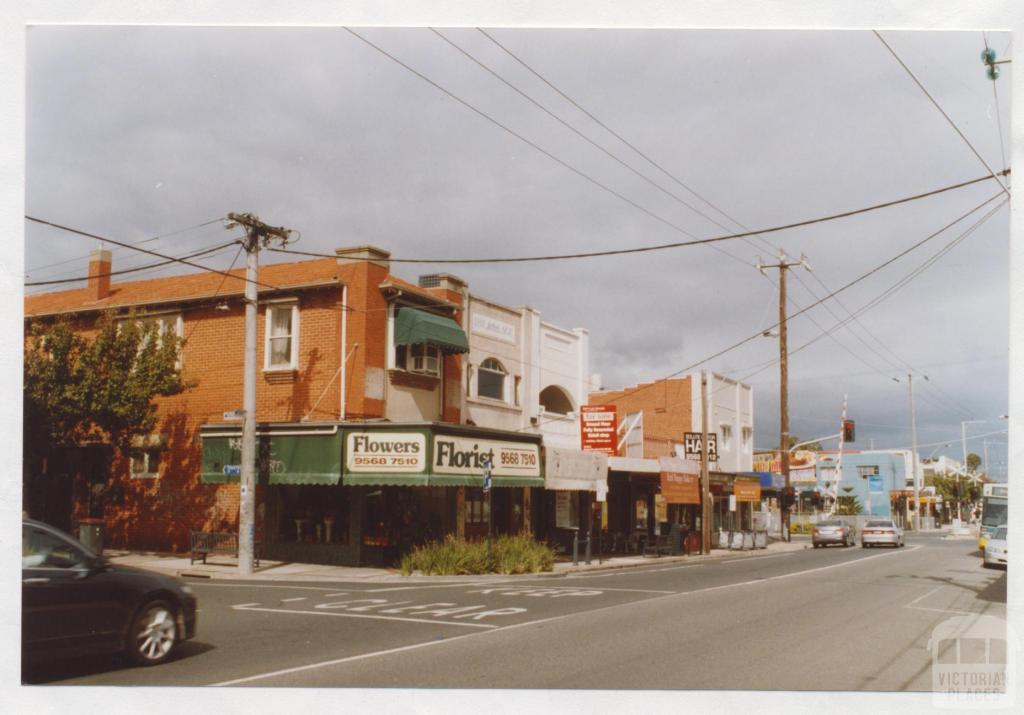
[394,308,468,354]
[201,428,342,486]
[342,473,542,488]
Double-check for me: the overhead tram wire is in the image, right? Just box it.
[584,190,1004,409]
[269,169,1007,267]
[26,217,228,277]
[25,240,242,287]
[25,216,284,294]
[442,29,898,384]
[476,27,982,395]
[874,30,1010,198]
[983,32,1009,174]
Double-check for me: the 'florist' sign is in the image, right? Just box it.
[346,432,427,472]
[433,435,540,477]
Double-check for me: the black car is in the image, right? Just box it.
[22,519,197,667]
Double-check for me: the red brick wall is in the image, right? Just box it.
[589,377,694,459]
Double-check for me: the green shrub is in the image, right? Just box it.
[789,521,814,535]
[400,533,556,576]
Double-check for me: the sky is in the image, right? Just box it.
[13,10,1019,481]
[3,2,1022,713]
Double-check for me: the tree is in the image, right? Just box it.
[966,452,982,473]
[835,485,863,515]
[24,311,191,457]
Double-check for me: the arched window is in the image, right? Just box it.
[539,385,574,415]
[477,358,507,401]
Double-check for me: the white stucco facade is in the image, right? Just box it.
[462,293,590,451]
[690,372,754,473]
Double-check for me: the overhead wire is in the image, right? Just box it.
[25,240,242,286]
[25,217,227,277]
[874,30,1010,198]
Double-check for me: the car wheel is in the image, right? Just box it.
[128,600,178,666]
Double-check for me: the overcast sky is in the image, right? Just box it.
[17,18,1016,477]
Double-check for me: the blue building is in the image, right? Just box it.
[815,450,914,518]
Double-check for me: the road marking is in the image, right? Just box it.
[190,583,351,592]
[281,597,307,602]
[363,581,511,593]
[213,543,921,687]
[720,552,798,565]
[229,604,499,629]
[905,585,945,608]
[902,585,974,616]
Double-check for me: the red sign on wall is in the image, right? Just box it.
[580,405,617,456]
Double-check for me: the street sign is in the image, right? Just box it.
[223,465,241,476]
[683,432,718,462]
[223,409,244,421]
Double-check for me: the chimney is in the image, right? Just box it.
[87,248,112,300]
[334,245,390,272]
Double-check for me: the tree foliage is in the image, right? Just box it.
[835,485,862,515]
[966,452,982,472]
[24,312,191,455]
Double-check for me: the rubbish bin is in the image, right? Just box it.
[78,518,105,554]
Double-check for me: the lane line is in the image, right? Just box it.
[905,585,945,608]
[229,604,498,630]
[720,552,801,565]
[190,583,351,592]
[232,602,260,608]
[363,582,512,593]
[213,542,921,686]
[280,597,307,603]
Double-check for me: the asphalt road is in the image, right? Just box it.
[24,533,1006,691]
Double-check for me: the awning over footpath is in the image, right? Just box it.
[545,447,608,499]
[200,423,343,485]
[394,307,469,354]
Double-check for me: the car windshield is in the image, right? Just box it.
[994,527,1007,540]
[866,521,893,527]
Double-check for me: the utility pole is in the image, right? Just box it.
[225,212,292,575]
[758,252,809,542]
[700,370,711,554]
[908,374,920,531]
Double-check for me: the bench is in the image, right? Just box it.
[189,530,261,567]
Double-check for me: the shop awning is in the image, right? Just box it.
[545,447,608,498]
[394,308,469,354]
[200,424,343,485]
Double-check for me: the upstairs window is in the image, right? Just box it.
[539,385,574,416]
[477,358,507,401]
[742,426,753,447]
[265,302,299,370]
[720,424,733,450]
[857,465,880,479]
[395,343,441,378]
[130,447,162,479]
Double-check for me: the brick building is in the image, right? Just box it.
[24,244,600,565]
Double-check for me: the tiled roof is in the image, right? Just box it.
[25,257,345,317]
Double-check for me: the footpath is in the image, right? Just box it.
[105,536,810,584]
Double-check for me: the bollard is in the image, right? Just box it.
[572,531,579,566]
[585,535,592,565]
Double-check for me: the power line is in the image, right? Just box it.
[25,240,242,286]
[269,170,1006,266]
[588,191,1003,407]
[874,30,1010,198]
[25,217,227,276]
[25,215,283,293]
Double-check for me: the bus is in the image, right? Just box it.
[979,483,1008,552]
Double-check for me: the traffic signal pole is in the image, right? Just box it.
[226,213,292,575]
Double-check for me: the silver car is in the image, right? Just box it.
[813,519,856,548]
[861,519,904,548]
[983,526,1007,569]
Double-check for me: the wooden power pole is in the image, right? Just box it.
[225,212,292,575]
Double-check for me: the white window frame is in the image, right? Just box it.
[720,424,733,450]
[857,465,880,479]
[129,446,162,479]
[477,358,507,402]
[264,300,300,371]
[394,343,442,378]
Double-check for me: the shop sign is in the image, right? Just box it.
[660,472,701,504]
[433,434,540,477]
[471,313,516,344]
[346,432,427,473]
[753,452,780,473]
[734,478,761,502]
[580,405,617,455]
[683,432,717,462]
[790,466,817,484]
[655,494,668,523]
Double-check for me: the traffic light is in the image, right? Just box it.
[842,419,855,442]
[783,487,797,509]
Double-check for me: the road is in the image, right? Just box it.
[24,533,1006,691]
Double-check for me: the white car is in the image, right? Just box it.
[861,519,904,548]
[983,526,1007,569]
